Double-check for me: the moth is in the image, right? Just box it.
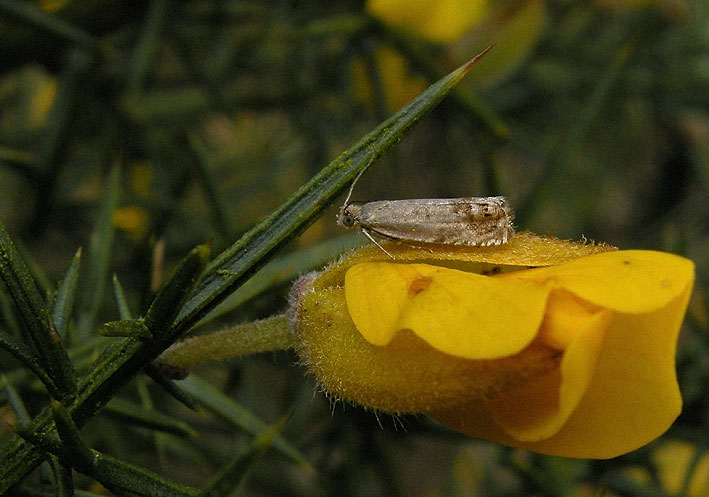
[337,167,515,258]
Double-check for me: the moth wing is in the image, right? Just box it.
[358,198,514,246]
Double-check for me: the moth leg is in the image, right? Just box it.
[361,229,395,259]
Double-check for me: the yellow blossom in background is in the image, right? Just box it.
[363,0,547,97]
[129,161,155,198]
[367,0,489,44]
[357,0,491,111]
[28,78,56,129]
[289,233,694,459]
[113,206,150,242]
[653,440,709,497]
[614,440,709,497]
[39,0,71,11]
[352,45,428,112]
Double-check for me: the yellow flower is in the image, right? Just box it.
[653,440,709,497]
[366,0,490,44]
[289,233,694,459]
[355,0,491,112]
[113,206,150,242]
[352,45,428,112]
[365,0,548,92]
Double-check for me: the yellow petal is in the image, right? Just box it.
[345,262,549,359]
[366,0,489,43]
[536,290,602,350]
[532,286,689,457]
[432,284,691,458]
[653,441,709,497]
[486,300,612,441]
[499,250,694,314]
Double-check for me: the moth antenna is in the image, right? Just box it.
[362,229,394,259]
[342,156,376,210]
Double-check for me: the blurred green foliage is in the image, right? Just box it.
[0,0,708,496]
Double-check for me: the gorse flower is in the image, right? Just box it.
[652,440,709,496]
[366,0,490,44]
[289,232,694,459]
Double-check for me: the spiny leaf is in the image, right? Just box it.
[126,0,170,92]
[90,451,199,497]
[48,455,75,497]
[171,48,493,339]
[0,221,76,399]
[18,416,199,497]
[99,319,152,339]
[0,335,58,397]
[197,233,362,327]
[112,274,133,321]
[0,54,483,493]
[2,375,31,425]
[76,162,121,338]
[0,0,96,49]
[179,375,311,473]
[103,397,197,438]
[51,399,94,473]
[51,248,82,339]
[198,416,290,497]
[143,243,211,339]
[144,364,198,410]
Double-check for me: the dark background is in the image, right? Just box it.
[1,1,707,496]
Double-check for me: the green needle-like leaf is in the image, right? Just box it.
[19,427,199,497]
[15,240,52,299]
[99,319,152,339]
[171,49,492,338]
[126,0,169,92]
[179,375,310,472]
[112,274,134,321]
[15,424,63,454]
[51,248,82,339]
[76,162,121,338]
[0,221,76,399]
[103,397,197,438]
[2,375,31,425]
[0,334,58,397]
[0,0,96,50]
[198,416,289,497]
[197,233,362,327]
[0,54,483,493]
[90,451,199,497]
[143,244,211,339]
[20,409,199,497]
[144,364,199,411]
[50,399,95,473]
[49,456,75,497]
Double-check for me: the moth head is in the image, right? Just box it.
[337,203,362,229]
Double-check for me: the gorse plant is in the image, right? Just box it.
[0,50,482,495]
[1,1,707,497]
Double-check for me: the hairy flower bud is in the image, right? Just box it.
[288,232,694,458]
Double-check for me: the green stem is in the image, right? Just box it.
[156,313,292,375]
[0,53,482,493]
